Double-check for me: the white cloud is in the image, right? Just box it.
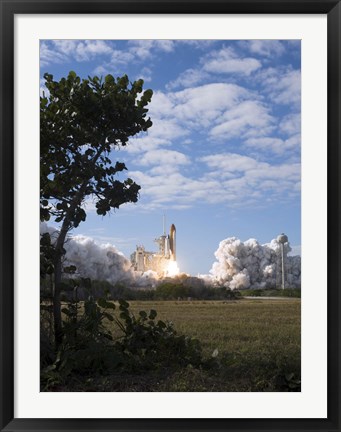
[145,83,252,140]
[279,113,301,136]
[138,67,153,83]
[247,162,300,181]
[245,133,300,154]
[202,47,261,76]
[41,40,115,68]
[155,40,175,52]
[149,91,176,117]
[148,118,188,140]
[257,67,301,106]
[128,170,190,203]
[177,40,217,49]
[200,153,300,201]
[41,39,177,78]
[51,40,113,62]
[169,83,250,126]
[284,133,301,149]
[40,41,68,67]
[93,50,136,77]
[272,70,301,105]
[210,101,274,139]
[74,40,113,61]
[245,40,285,57]
[124,151,300,210]
[93,65,110,76]
[93,40,177,77]
[52,40,77,55]
[127,40,175,59]
[167,45,261,90]
[109,49,135,65]
[127,83,279,155]
[154,83,275,143]
[135,149,190,167]
[166,68,209,90]
[123,137,169,154]
[200,152,268,174]
[127,168,230,208]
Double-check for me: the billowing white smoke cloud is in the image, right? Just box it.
[203,237,301,290]
[64,235,135,284]
[40,223,158,287]
[41,223,300,290]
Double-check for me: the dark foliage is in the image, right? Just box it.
[41,296,203,391]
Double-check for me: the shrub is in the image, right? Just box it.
[41,296,125,390]
[116,300,202,370]
[41,296,203,390]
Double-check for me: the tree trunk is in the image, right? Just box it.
[52,141,108,348]
[53,255,63,347]
[53,221,70,348]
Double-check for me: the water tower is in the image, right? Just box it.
[277,233,288,289]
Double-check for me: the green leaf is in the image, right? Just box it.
[118,299,129,309]
[157,320,166,329]
[68,70,77,79]
[120,311,131,321]
[97,298,107,308]
[105,74,115,84]
[149,309,157,320]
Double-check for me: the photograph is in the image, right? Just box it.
[40,39,302,392]
[1,1,340,430]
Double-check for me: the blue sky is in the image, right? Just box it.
[40,39,301,275]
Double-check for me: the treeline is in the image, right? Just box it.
[41,278,241,302]
[41,278,301,304]
[239,288,301,298]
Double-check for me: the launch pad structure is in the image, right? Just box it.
[130,221,176,277]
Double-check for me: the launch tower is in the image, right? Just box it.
[130,221,177,276]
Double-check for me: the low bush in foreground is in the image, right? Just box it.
[41,297,204,391]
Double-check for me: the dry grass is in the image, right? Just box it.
[114,299,300,354]
[102,298,301,392]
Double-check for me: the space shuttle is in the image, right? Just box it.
[154,220,176,261]
[169,223,176,261]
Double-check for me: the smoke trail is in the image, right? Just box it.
[203,236,301,289]
[40,223,158,286]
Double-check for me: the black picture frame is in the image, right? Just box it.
[1,1,340,431]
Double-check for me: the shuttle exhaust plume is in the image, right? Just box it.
[40,222,158,287]
[41,223,300,290]
[201,236,301,290]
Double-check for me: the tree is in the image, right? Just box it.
[40,71,153,346]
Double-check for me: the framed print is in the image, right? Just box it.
[1,0,340,431]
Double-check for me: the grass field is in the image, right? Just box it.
[60,298,300,392]
[123,299,300,355]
